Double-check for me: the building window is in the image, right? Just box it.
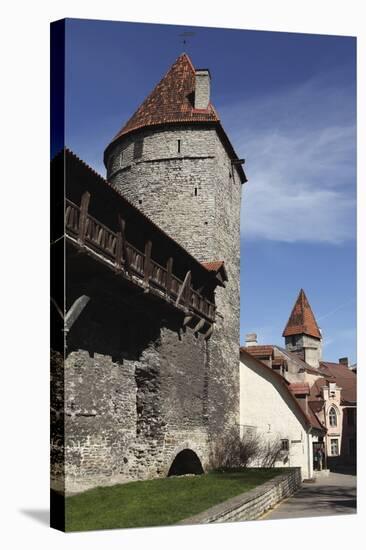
[291,335,296,346]
[281,439,289,451]
[133,139,144,160]
[194,187,198,196]
[329,407,337,427]
[177,139,181,153]
[330,438,339,456]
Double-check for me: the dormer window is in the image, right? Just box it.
[329,407,337,427]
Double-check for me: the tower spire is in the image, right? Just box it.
[283,288,321,339]
[283,289,322,368]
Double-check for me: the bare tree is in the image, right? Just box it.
[209,429,286,470]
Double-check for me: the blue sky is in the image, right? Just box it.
[64,18,356,364]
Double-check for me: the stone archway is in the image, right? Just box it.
[167,449,204,476]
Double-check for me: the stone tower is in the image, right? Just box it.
[104,53,247,435]
[283,289,322,368]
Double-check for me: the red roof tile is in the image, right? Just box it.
[289,383,310,395]
[112,54,219,140]
[202,260,225,272]
[282,289,321,339]
[104,54,247,183]
[242,345,274,357]
[319,362,357,404]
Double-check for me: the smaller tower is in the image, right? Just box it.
[283,289,322,368]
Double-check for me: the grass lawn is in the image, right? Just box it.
[65,468,281,531]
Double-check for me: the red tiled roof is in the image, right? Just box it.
[289,383,310,395]
[309,400,324,413]
[307,403,326,431]
[243,345,274,357]
[272,357,286,366]
[202,260,225,272]
[282,289,322,339]
[112,54,219,140]
[104,53,247,183]
[319,362,357,404]
[201,260,228,283]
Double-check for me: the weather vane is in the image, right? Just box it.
[178,31,196,49]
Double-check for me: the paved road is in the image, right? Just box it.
[262,473,356,520]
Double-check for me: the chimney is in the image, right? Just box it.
[245,333,258,347]
[339,357,349,367]
[194,69,211,109]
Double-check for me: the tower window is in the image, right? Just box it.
[329,407,337,427]
[177,139,181,153]
[133,139,144,160]
[194,187,198,196]
[281,439,289,451]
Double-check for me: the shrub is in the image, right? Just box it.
[209,428,285,470]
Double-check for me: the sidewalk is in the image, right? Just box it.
[261,473,356,520]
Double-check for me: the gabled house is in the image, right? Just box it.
[242,289,356,473]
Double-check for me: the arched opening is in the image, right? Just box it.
[329,406,337,427]
[167,449,204,476]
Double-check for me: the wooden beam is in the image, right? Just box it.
[204,324,214,340]
[166,257,173,295]
[118,215,129,270]
[64,295,90,332]
[144,240,152,284]
[175,270,191,307]
[183,315,193,326]
[78,191,91,244]
[115,231,123,269]
[193,318,205,333]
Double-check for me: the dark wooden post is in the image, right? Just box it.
[118,215,129,270]
[166,257,173,295]
[185,274,192,308]
[144,240,152,284]
[176,270,191,307]
[78,191,91,244]
[115,232,123,269]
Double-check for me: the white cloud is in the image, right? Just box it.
[220,74,356,243]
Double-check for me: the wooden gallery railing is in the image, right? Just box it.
[65,195,216,325]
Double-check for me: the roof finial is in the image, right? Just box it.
[178,31,196,51]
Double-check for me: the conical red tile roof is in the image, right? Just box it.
[104,53,246,183]
[111,53,219,141]
[282,289,321,339]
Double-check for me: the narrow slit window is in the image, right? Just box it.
[177,139,181,153]
[133,139,144,160]
[194,187,198,196]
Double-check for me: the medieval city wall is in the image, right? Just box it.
[51,296,212,495]
[107,125,242,435]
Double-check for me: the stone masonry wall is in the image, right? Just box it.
[179,468,302,524]
[107,125,242,436]
[53,294,212,494]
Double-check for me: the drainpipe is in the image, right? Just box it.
[307,427,313,479]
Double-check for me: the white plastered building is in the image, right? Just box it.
[240,348,325,480]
